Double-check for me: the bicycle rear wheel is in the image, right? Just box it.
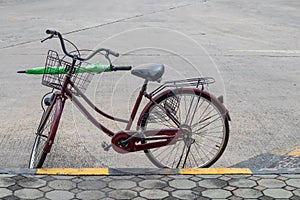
[29,95,63,168]
[140,88,229,168]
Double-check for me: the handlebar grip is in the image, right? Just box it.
[108,49,119,57]
[112,66,132,71]
[46,29,58,35]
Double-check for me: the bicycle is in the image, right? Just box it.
[19,30,231,169]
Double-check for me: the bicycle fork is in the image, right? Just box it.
[42,94,65,153]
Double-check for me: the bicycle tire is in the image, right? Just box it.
[140,88,229,168]
[29,95,63,168]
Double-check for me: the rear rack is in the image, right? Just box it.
[150,77,215,96]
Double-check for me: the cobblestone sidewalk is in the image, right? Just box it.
[0,171,300,199]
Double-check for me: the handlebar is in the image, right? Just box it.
[111,66,132,71]
[45,29,119,61]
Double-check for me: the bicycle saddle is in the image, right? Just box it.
[131,64,165,82]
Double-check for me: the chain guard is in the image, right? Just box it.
[111,129,183,154]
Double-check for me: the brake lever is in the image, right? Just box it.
[104,51,113,66]
[41,34,54,43]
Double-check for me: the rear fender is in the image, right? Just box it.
[137,88,231,129]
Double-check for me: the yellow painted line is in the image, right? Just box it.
[179,168,252,175]
[37,168,109,175]
[288,149,300,156]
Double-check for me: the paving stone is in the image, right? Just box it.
[228,175,251,179]
[52,175,75,180]
[169,179,196,189]
[0,175,15,178]
[223,185,237,191]
[229,178,257,188]
[263,189,293,199]
[191,186,206,193]
[14,188,43,199]
[108,189,137,199]
[218,176,232,181]
[233,189,263,198]
[76,191,106,200]
[137,175,163,180]
[254,185,266,191]
[164,197,181,200]
[258,179,286,188]
[198,179,227,189]
[163,186,176,192]
[286,179,300,188]
[172,190,197,200]
[276,176,289,181]
[258,196,273,200]
[285,185,296,191]
[110,176,135,180]
[0,188,12,198]
[80,176,104,181]
[100,187,113,193]
[248,176,261,181]
[228,196,243,200]
[109,180,137,189]
[139,179,167,188]
[293,189,300,196]
[7,184,22,191]
[291,197,300,200]
[24,175,46,179]
[197,175,222,179]
[189,176,202,182]
[11,176,25,181]
[78,180,106,190]
[133,197,147,200]
[38,185,53,192]
[71,178,83,183]
[41,176,56,182]
[131,177,143,182]
[18,177,46,188]
[70,188,83,194]
[46,191,75,200]
[282,174,300,179]
[140,189,169,199]
[3,196,20,200]
[160,176,173,182]
[256,175,278,179]
[132,186,144,192]
[48,179,76,190]
[0,177,15,187]
[100,198,113,200]
[169,175,193,179]
[201,189,231,199]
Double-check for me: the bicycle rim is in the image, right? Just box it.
[141,89,229,168]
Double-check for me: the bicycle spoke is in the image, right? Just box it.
[143,90,229,168]
[193,115,222,133]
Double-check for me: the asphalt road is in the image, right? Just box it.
[0,0,299,168]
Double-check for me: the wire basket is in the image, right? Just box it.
[42,50,94,95]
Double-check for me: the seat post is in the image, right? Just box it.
[125,79,148,130]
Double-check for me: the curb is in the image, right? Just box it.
[0,167,299,176]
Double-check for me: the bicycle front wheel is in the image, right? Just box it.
[140,88,229,168]
[29,95,63,168]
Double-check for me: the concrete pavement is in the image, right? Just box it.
[0,0,299,169]
[0,168,300,199]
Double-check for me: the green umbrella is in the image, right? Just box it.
[17,62,111,74]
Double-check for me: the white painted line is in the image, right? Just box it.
[229,50,300,54]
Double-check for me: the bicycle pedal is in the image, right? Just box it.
[101,141,111,151]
